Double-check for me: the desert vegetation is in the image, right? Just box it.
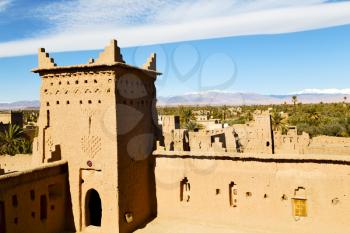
[0,124,32,155]
[158,101,350,138]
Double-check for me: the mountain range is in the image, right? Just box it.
[0,101,40,110]
[157,91,350,106]
[1,91,349,109]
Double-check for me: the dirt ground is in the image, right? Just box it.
[135,218,270,233]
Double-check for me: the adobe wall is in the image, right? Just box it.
[116,67,158,233]
[0,154,33,173]
[0,161,72,233]
[154,151,350,233]
[305,135,350,155]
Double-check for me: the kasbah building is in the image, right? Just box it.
[1,39,350,233]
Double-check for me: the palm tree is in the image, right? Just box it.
[0,124,24,155]
[185,121,203,132]
[292,95,298,106]
[181,109,193,124]
[271,111,288,134]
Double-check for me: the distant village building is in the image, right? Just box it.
[0,111,23,132]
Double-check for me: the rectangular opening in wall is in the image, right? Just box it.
[40,195,48,220]
[180,178,190,202]
[30,190,35,201]
[12,195,18,207]
[292,198,307,217]
[0,201,6,233]
[229,182,237,207]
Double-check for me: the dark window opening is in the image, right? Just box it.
[12,195,18,207]
[30,190,35,201]
[180,178,190,202]
[229,182,238,207]
[40,195,47,220]
[0,201,6,233]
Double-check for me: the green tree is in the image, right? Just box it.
[0,124,24,155]
[185,121,203,132]
[181,109,194,124]
[271,111,288,134]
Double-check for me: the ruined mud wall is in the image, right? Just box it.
[154,151,350,233]
[0,161,72,233]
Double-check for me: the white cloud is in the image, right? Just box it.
[1,1,350,57]
[293,88,350,95]
[0,0,11,12]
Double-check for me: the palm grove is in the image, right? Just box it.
[158,96,350,137]
[0,110,37,156]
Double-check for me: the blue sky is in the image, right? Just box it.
[0,0,350,102]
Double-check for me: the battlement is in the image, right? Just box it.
[32,39,161,76]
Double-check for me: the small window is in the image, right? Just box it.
[66,101,70,105]
[180,178,191,202]
[94,80,97,83]
[46,102,50,106]
[30,190,35,201]
[56,101,59,105]
[58,81,61,85]
[67,81,70,85]
[246,192,252,197]
[75,80,79,84]
[84,80,88,83]
[88,100,92,104]
[40,195,47,220]
[216,189,220,195]
[293,199,307,217]
[80,100,83,104]
[12,195,18,207]
[98,100,101,104]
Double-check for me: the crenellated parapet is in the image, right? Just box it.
[38,48,57,69]
[95,39,125,64]
[143,53,156,71]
